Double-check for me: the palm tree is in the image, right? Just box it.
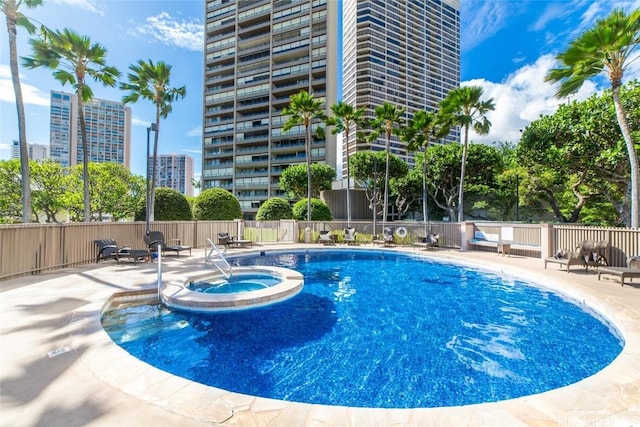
[371,102,405,231]
[440,86,495,222]
[23,27,120,222]
[2,0,43,222]
[282,90,326,222]
[402,109,449,235]
[545,8,640,228]
[326,101,366,226]
[120,59,186,224]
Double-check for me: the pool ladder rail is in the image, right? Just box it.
[205,238,232,278]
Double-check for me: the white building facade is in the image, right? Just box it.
[49,90,132,169]
[154,154,195,196]
[11,140,49,161]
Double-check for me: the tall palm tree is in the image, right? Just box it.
[2,0,43,222]
[402,109,449,235]
[23,27,120,222]
[283,90,326,222]
[120,59,186,225]
[326,101,366,226]
[371,102,405,231]
[545,8,640,228]
[440,86,495,222]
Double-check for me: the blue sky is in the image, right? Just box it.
[1,0,639,180]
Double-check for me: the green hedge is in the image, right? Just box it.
[193,188,242,220]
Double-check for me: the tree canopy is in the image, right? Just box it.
[278,163,336,200]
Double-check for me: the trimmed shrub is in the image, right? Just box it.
[193,188,242,220]
[134,187,191,221]
[256,198,293,220]
[292,198,332,221]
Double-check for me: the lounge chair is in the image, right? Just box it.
[318,230,335,246]
[544,239,608,272]
[217,232,252,248]
[94,239,151,264]
[598,256,640,287]
[373,227,395,246]
[145,231,192,257]
[343,227,357,245]
[413,233,440,250]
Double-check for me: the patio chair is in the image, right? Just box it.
[413,233,440,250]
[598,256,640,287]
[544,239,608,272]
[145,231,192,257]
[217,232,252,248]
[343,227,357,245]
[318,230,335,246]
[373,227,395,246]
[94,239,151,264]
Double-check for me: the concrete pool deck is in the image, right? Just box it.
[1,244,639,426]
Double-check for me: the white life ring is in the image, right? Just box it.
[395,227,408,238]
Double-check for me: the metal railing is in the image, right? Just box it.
[205,238,231,278]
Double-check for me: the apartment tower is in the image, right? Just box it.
[153,154,195,196]
[49,90,132,168]
[342,0,460,171]
[202,0,338,219]
[11,140,48,161]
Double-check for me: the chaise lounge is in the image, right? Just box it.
[373,227,395,246]
[413,233,440,250]
[94,239,151,264]
[318,230,335,246]
[343,227,357,245]
[544,240,608,272]
[145,231,192,257]
[218,232,252,248]
[598,257,640,287]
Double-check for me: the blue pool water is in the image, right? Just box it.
[102,249,623,408]
[189,273,282,293]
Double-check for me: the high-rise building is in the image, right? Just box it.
[153,154,195,196]
[342,0,460,172]
[11,140,49,161]
[49,90,132,168]
[202,0,338,219]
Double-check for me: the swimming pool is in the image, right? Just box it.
[102,249,623,408]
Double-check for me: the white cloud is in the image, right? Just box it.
[183,148,201,154]
[0,143,10,150]
[530,4,565,31]
[461,0,514,51]
[131,117,153,127]
[462,55,600,145]
[49,0,105,15]
[128,12,203,52]
[0,65,50,106]
[187,126,202,137]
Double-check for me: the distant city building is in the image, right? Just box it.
[341,0,461,173]
[201,0,338,219]
[11,140,49,161]
[153,154,195,196]
[49,90,132,168]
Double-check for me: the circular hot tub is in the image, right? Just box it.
[161,266,303,313]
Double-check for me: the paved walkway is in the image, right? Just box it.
[1,245,639,427]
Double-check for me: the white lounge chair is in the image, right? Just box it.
[344,227,357,245]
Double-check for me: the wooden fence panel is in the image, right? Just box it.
[2,221,638,279]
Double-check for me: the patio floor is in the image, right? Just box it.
[1,244,639,426]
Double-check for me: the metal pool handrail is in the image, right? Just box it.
[205,238,232,279]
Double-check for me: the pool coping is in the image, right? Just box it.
[161,266,304,312]
[2,245,639,426]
